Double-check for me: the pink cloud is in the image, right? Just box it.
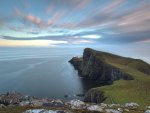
[76,0,91,9]
[47,5,53,14]
[14,7,22,16]
[26,14,43,28]
[47,11,66,26]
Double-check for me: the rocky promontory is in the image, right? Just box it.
[69,48,134,85]
[69,48,150,104]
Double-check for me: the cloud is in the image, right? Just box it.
[81,35,101,39]
[46,5,53,14]
[14,7,45,28]
[72,39,92,44]
[0,0,150,46]
[116,3,150,33]
[0,39,68,47]
[1,35,97,46]
[76,0,91,10]
[26,14,41,26]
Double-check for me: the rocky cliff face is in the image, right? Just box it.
[69,48,133,85]
[84,89,106,103]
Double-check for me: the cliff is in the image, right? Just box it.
[69,48,150,104]
[69,48,139,84]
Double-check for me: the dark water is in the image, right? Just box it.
[0,47,99,100]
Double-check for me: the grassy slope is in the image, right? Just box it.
[93,50,150,105]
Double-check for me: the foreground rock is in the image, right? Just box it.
[0,92,149,113]
[67,99,86,109]
[145,110,150,113]
[23,109,70,113]
[125,102,139,107]
[0,92,30,106]
[105,109,122,113]
[87,105,104,112]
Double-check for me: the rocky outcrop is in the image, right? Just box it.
[69,48,133,85]
[0,92,149,113]
[23,109,71,113]
[0,92,29,106]
[69,48,135,103]
[69,57,82,75]
[84,89,106,103]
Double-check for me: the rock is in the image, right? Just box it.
[125,102,139,107]
[7,104,15,107]
[30,100,44,106]
[69,57,82,75]
[146,106,150,109]
[84,89,106,103]
[105,109,122,113]
[87,105,104,112]
[101,103,108,107]
[109,104,122,108]
[23,109,70,113]
[23,109,46,113]
[43,99,65,107]
[124,109,129,112]
[0,104,6,108]
[67,99,85,109]
[19,101,30,106]
[0,92,25,105]
[145,110,150,113]
[76,94,85,97]
[53,99,64,104]
[117,108,123,112]
[64,95,68,98]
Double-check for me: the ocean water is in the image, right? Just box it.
[0,47,99,99]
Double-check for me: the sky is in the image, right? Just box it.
[0,0,150,62]
[0,0,149,46]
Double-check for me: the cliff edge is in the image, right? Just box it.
[69,48,150,104]
[69,48,141,84]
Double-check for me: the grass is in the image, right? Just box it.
[87,48,150,106]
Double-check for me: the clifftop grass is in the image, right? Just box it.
[85,48,150,105]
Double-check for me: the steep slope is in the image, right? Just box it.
[69,48,150,105]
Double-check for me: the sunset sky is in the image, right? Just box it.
[0,0,150,48]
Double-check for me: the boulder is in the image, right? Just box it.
[125,102,139,107]
[0,92,24,105]
[87,105,104,112]
[145,110,150,113]
[43,99,65,107]
[0,104,6,108]
[19,101,30,106]
[105,109,122,113]
[30,100,44,106]
[146,106,150,109]
[67,99,86,109]
[23,109,70,113]
[100,103,108,107]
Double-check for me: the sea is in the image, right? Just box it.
[0,47,99,100]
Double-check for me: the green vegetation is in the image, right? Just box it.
[90,49,150,105]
